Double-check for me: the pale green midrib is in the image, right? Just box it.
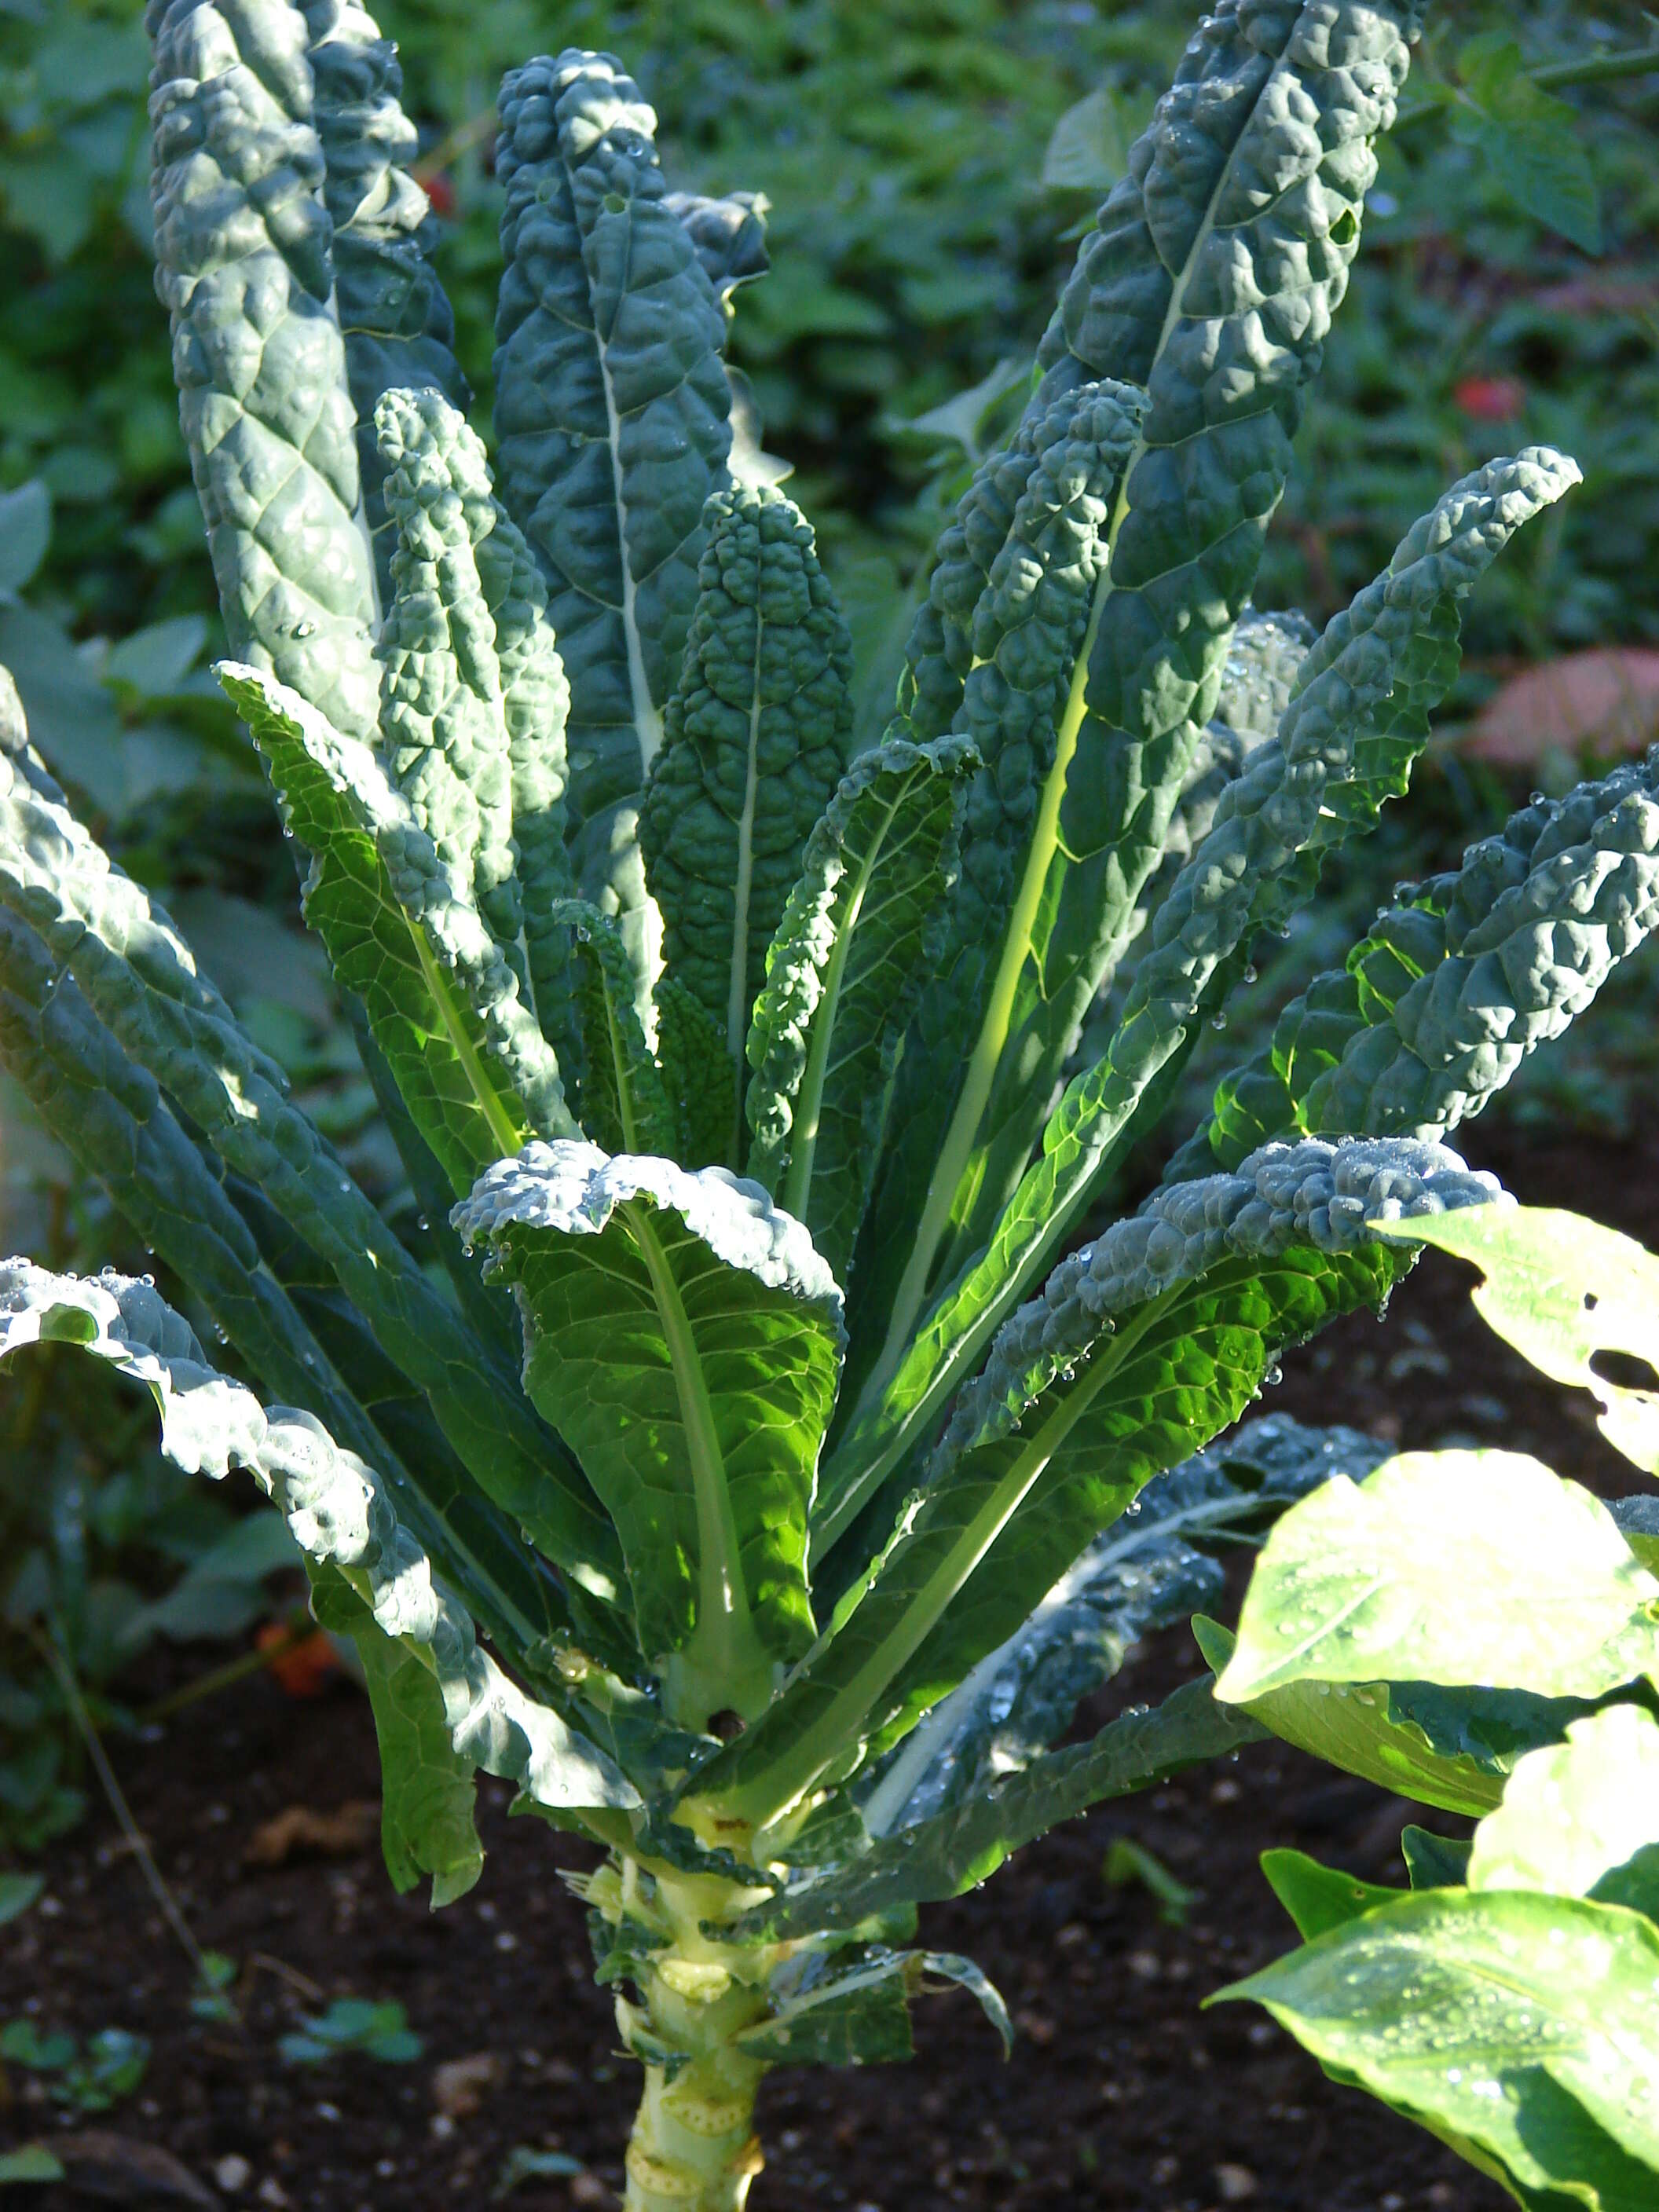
[622,1201,761,1697]
[720,1288,1174,1826]
[839,31,1302,1487]
[603,975,640,1152]
[408,921,526,1163]
[778,785,905,1222]
[869,514,1117,1400]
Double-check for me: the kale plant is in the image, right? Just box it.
[0,4,1657,2203]
[1212,1203,1659,2203]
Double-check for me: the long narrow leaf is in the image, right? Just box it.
[148,0,381,736]
[1208,747,1659,1166]
[493,49,738,971]
[305,0,473,600]
[729,1675,1262,1942]
[222,664,577,1188]
[745,733,975,1290]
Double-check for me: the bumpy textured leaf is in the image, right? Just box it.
[699,1138,1497,1824]
[0,1265,639,1822]
[375,390,526,964]
[493,49,737,958]
[867,3,1426,1333]
[865,381,1145,1327]
[641,482,854,1128]
[146,0,380,737]
[551,898,676,1155]
[830,456,1573,1526]
[1130,607,1320,933]
[348,400,579,1060]
[730,1674,1262,1940]
[1217,1448,1659,1705]
[1400,1206,1659,1476]
[301,1,471,600]
[1210,748,1659,1165]
[0,711,623,1613]
[1217,1890,1659,2210]
[455,1144,844,1723]
[222,665,578,1191]
[745,734,974,1284]
[655,976,736,1170]
[857,1414,1390,1837]
[1470,1707,1659,1917]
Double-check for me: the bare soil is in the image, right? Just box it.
[3,1119,1654,2212]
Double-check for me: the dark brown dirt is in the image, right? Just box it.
[3,1122,1654,2212]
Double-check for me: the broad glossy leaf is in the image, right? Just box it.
[222,664,577,1191]
[729,1674,1262,1942]
[642,482,854,1122]
[1216,1890,1659,2209]
[455,1144,844,1726]
[1469,1707,1659,1917]
[148,0,381,737]
[1397,1206,1659,1476]
[745,733,973,1289]
[1217,1448,1659,1705]
[1401,1826,1473,1891]
[701,1140,1495,1826]
[0,1263,638,1819]
[1198,1619,1580,1820]
[1261,1849,1400,1943]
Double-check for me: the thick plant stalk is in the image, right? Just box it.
[621,1974,767,2212]
[597,1866,772,2212]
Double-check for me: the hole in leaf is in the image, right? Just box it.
[1590,1349,1659,1394]
[1331,207,1358,247]
[1584,1292,1599,1311]
[602,191,628,214]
